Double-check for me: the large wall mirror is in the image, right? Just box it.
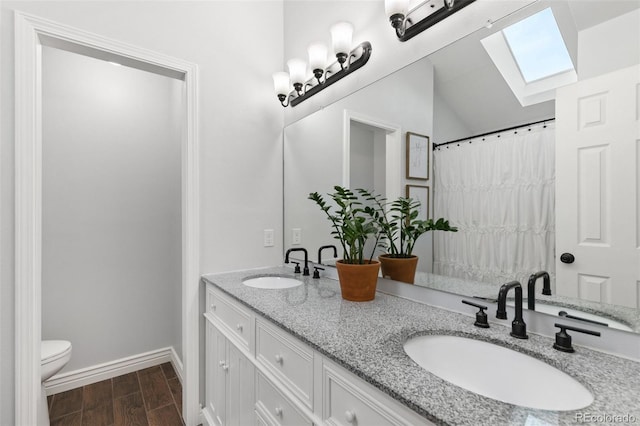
[284,0,640,335]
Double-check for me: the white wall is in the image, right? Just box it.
[432,90,472,145]
[1,2,283,424]
[41,46,182,372]
[577,8,640,80]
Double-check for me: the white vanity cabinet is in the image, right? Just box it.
[203,283,434,426]
[204,286,255,426]
[205,320,255,426]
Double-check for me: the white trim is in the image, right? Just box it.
[44,347,182,396]
[170,346,185,385]
[200,407,215,426]
[342,110,402,201]
[481,25,577,107]
[15,12,43,426]
[14,12,200,426]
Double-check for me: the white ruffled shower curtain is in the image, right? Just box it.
[433,122,555,287]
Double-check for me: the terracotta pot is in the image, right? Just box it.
[378,255,419,284]
[335,260,380,302]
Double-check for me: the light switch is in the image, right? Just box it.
[263,229,274,247]
[292,228,302,245]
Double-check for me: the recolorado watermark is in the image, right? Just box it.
[575,413,637,423]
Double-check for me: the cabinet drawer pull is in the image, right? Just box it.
[236,323,243,332]
[219,361,228,371]
[345,410,356,423]
[274,407,283,417]
[210,304,216,311]
[274,354,283,365]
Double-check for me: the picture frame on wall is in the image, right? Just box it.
[406,185,429,221]
[406,132,429,180]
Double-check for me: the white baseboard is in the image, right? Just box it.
[45,346,183,395]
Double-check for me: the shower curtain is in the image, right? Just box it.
[433,122,555,287]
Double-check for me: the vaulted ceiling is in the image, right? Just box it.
[430,0,640,142]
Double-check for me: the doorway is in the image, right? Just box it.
[15,12,200,426]
[342,110,401,200]
[343,110,402,259]
[42,44,182,373]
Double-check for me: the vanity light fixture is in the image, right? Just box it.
[384,0,477,42]
[272,21,372,107]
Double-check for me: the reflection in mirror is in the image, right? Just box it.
[283,0,640,334]
[284,56,433,266]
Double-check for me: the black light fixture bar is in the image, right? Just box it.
[288,41,372,107]
[395,0,476,42]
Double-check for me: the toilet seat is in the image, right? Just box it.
[41,340,71,366]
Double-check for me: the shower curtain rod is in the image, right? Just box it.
[433,117,555,149]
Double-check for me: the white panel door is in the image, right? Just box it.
[556,64,640,308]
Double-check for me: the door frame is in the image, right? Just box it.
[342,110,402,201]
[14,12,200,425]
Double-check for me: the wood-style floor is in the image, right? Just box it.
[47,362,183,426]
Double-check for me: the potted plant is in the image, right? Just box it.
[358,189,457,284]
[308,186,382,301]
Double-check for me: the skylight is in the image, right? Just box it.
[502,8,574,83]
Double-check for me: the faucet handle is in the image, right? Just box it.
[553,323,601,353]
[291,261,301,274]
[313,266,324,279]
[461,300,490,328]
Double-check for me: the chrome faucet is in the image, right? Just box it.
[317,244,337,265]
[527,271,551,310]
[285,248,309,276]
[496,281,528,339]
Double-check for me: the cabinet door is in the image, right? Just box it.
[227,342,255,426]
[208,323,228,426]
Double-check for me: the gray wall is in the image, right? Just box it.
[349,122,376,192]
[41,46,182,372]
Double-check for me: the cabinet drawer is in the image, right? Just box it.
[208,286,251,351]
[256,319,313,408]
[324,364,404,426]
[256,372,312,426]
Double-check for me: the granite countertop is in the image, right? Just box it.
[202,266,640,426]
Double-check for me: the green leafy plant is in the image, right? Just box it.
[308,186,381,264]
[357,189,458,258]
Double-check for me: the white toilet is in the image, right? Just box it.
[40,340,72,426]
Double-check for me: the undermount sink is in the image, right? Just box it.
[510,301,633,332]
[242,276,303,290]
[404,335,594,411]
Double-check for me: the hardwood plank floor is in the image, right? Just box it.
[114,392,147,426]
[48,362,183,426]
[137,366,174,411]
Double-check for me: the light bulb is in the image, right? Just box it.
[308,42,328,73]
[385,0,409,18]
[287,58,307,86]
[272,72,290,96]
[330,21,354,56]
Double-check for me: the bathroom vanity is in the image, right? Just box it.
[202,267,640,426]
